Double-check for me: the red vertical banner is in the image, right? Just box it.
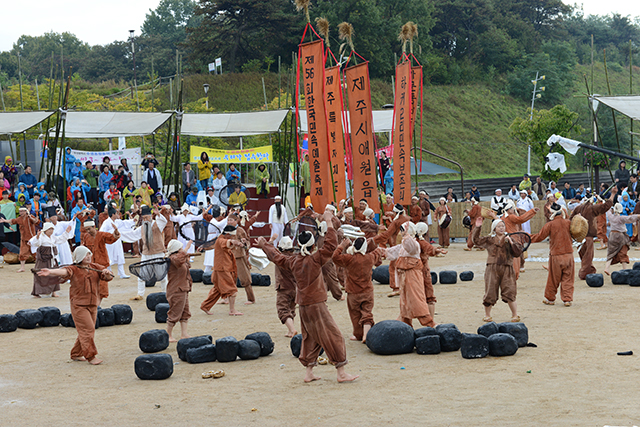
[324,65,347,203]
[345,62,376,208]
[411,66,422,134]
[300,40,331,209]
[393,61,412,206]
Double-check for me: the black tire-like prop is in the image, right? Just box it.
[366,320,415,355]
[134,354,174,380]
[139,329,170,353]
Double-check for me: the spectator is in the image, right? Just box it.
[442,187,458,202]
[35,183,48,203]
[98,165,113,200]
[2,156,17,189]
[167,192,181,212]
[576,183,587,199]
[111,165,129,192]
[123,181,136,212]
[562,182,576,200]
[64,147,77,181]
[629,174,638,200]
[141,152,159,170]
[226,163,241,196]
[300,153,310,206]
[197,152,213,189]
[30,192,43,221]
[229,184,247,209]
[212,171,227,204]
[0,171,10,195]
[19,165,37,198]
[470,184,480,200]
[186,186,199,206]
[384,168,394,194]
[461,191,473,202]
[70,160,84,182]
[532,176,546,200]
[519,174,532,192]
[507,184,519,201]
[101,156,115,174]
[182,162,197,200]
[527,189,539,201]
[82,161,100,208]
[615,160,630,190]
[15,182,29,202]
[120,158,130,173]
[103,182,119,203]
[379,151,390,188]
[255,162,270,197]
[134,181,154,206]
[142,161,163,194]
[491,189,508,216]
[548,181,557,192]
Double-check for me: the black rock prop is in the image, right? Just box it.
[498,323,529,347]
[216,336,239,362]
[15,309,43,329]
[190,269,204,283]
[112,304,133,325]
[611,270,630,285]
[414,327,437,339]
[586,274,604,288]
[245,332,274,357]
[145,280,156,288]
[477,322,499,338]
[290,334,303,358]
[488,333,518,356]
[134,354,174,380]
[431,271,438,285]
[461,334,490,359]
[146,292,168,311]
[139,329,170,353]
[59,313,75,328]
[251,273,271,287]
[0,314,19,332]
[238,340,261,360]
[177,335,213,361]
[435,324,459,332]
[633,262,640,270]
[628,270,640,287]
[366,320,415,355]
[97,307,115,327]
[203,272,213,285]
[415,335,441,355]
[436,326,463,352]
[155,303,170,323]
[459,271,474,281]
[38,306,61,327]
[186,344,217,364]
[439,271,457,285]
[372,265,390,284]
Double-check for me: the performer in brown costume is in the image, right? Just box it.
[604,203,640,275]
[258,210,358,383]
[472,217,523,322]
[376,204,411,297]
[6,207,39,272]
[28,222,73,297]
[410,196,423,223]
[415,222,446,319]
[333,237,383,342]
[227,213,255,304]
[530,203,575,306]
[262,236,298,337]
[384,222,437,328]
[36,246,113,365]
[434,198,451,248]
[166,239,192,342]
[502,201,538,278]
[570,188,615,279]
[465,201,486,251]
[81,220,119,302]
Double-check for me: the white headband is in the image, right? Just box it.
[346,238,368,255]
[299,233,316,256]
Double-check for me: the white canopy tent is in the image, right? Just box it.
[49,111,174,138]
[297,109,394,134]
[0,111,56,135]
[181,110,289,137]
[592,95,640,121]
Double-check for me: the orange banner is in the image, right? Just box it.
[325,65,347,203]
[345,62,377,208]
[300,40,331,209]
[393,61,412,206]
[411,66,422,134]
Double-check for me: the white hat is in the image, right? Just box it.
[325,204,337,214]
[439,197,446,203]
[495,189,502,193]
[83,220,95,227]
[239,211,249,218]
[42,222,55,233]
[181,203,190,212]
[490,219,504,236]
[520,190,527,194]
[412,196,419,201]
[614,203,624,214]
[274,195,282,201]
[415,222,428,239]
[343,207,353,214]
[402,221,417,237]
[72,246,92,264]
[167,239,183,255]
[362,208,374,218]
[278,236,293,250]
[18,207,27,212]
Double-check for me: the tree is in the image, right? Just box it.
[509,104,583,182]
[142,0,199,43]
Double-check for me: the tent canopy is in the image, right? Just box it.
[410,157,459,175]
[0,111,56,135]
[593,95,640,121]
[181,110,289,137]
[50,111,173,138]
[298,109,394,134]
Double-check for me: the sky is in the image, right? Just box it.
[0,0,639,52]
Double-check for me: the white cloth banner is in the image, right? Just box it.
[546,134,581,155]
[57,147,141,167]
[545,152,567,173]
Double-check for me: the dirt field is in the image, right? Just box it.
[2,241,640,426]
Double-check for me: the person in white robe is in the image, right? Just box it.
[268,195,288,246]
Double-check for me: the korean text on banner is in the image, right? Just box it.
[411,66,422,134]
[393,61,412,206]
[190,145,272,164]
[58,148,142,166]
[300,40,331,209]
[325,65,347,203]
[345,62,377,208]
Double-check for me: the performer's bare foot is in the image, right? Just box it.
[304,367,321,383]
[32,295,41,298]
[285,331,297,338]
[604,269,611,276]
[219,298,229,305]
[337,367,359,383]
[180,334,191,339]
[169,337,178,343]
[229,310,243,316]
[542,265,548,271]
[17,268,25,273]
[52,292,60,298]
[130,296,143,301]
[340,294,346,301]
[201,308,214,315]
[349,335,360,341]
[244,301,255,305]
[132,254,141,258]
[71,356,86,362]
[88,357,103,365]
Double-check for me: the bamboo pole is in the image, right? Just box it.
[603,49,621,153]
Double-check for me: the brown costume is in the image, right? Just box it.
[274,260,297,324]
[418,239,438,303]
[571,199,612,279]
[200,234,238,312]
[472,226,522,307]
[434,205,451,248]
[231,226,255,302]
[32,247,61,296]
[410,204,422,224]
[263,228,347,368]
[332,245,383,340]
[166,251,192,325]
[10,214,38,261]
[503,208,536,278]
[81,231,118,299]
[374,213,411,291]
[351,218,379,240]
[531,215,575,303]
[466,203,483,249]
[161,211,177,247]
[596,213,608,244]
[63,263,113,361]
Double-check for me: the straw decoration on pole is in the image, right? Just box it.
[295,0,311,24]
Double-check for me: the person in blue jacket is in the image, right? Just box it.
[384,168,394,194]
[36,182,48,203]
[65,147,77,181]
[226,163,241,196]
[19,165,37,198]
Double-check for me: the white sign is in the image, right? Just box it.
[215,58,222,67]
[57,147,142,167]
[208,62,216,72]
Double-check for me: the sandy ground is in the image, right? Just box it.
[2,241,640,426]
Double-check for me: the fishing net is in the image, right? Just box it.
[178,219,222,251]
[219,182,248,208]
[506,232,532,253]
[282,216,319,246]
[128,258,171,282]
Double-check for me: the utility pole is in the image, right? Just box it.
[528,72,546,175]
[129,30,139,111]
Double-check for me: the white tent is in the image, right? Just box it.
[593,95,640,121]
[0,111,56,135]
[50,111,173,138]
[181,110,289,137]
[297,109,394,134]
